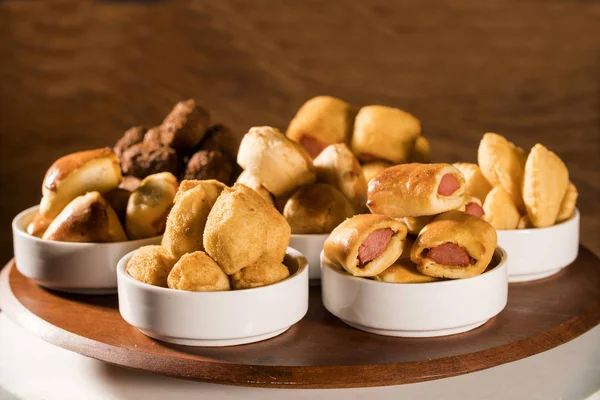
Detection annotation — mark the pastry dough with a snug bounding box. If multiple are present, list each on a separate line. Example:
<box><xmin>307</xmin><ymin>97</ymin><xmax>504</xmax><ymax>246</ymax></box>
<box><xmin>125</xmin><ymin>172</ymin><xmax>178</xmax><ymax>240</ymax></box>
<box><xmin>373</xmin><ymin>260</ymin><xmax>439</xmax><ymax>283</ymax></box>
<box><xmin>204</xmin><ymin>183</ymin><xmax>291</xmax><ymax>275</ymax></box>
<box><xmin>103</xmin><ymin>188</ymin><xmax>131</xmax><ymax>224</ymax></box>
<box><xmin>517</xmin><ymin>215</ymin><xmax>532</xmax><ymax>229</ymax></box>
<box><xmin>403</xmin><ymin>216</ymin><xmax>434</xmax><ymax>236</ymax></box>
<box><xmin>236</xmin><ymin>171</ymin><xmax>274</xmax><ymax>206</ymax></box>
<box><xmin>398</xmin><ymin>235</ymin><xmax>415</xmax><ymax>260</ymax></box>
<box><xmin>477</xmin><ymin>133</ymin><xmax>525</xmax><ymax>211</ymax></box>
<box><xmin>237</xmin><ymin>126</ymin><xmax>316</xmax><ymax>196</ymax></box>
<box><xmin>482</xmin><ymin>186</ymin><xmax>520</xmax><ymax>230</ymax></box>
<box><xmin>283</xmin><ymin>184</ymin><xmax>354</xmax><ymax>234</ymax></box>
<box><xmin>286</xmin><ymin>96</ymin><xmax>356</xmax><ymax>158</ymax></box>
<box><xmin>167</xmin><ymin>251</ymin><xmax>230</xmax><ymax>291</ymax></box>
<box><xmin>313</xmin><ymin>143</ymin><xmax>367</xmax><ymax>212</ymax></box>
<box><xmin>452</xmin><ymin>162</ymin><xmax>492</xmax><ymax>203</ymax></box>
<box><xmin>323</xmin><ymin>214</ymin><xmax>408</xmax><ymax>277</ymax></box>
<box><xmin>411</xmin><ymin>210</ymin><xmax>497</xmax><ymax>279</ymax></box>
<box><xmin>351</xmin><ymin>105</ymin><xmax>421</xmax><ymax>163</ymax></box>
<box><xmin>174</xmin><ymin>179</ymin><xmax>225</xmax><ymax>204</ymax></box>
<box><xmin>410</xmin><ymin>136</ymin><xmax>431</xmax><ymax>163</ymax></box>
<box><xmin>361</xmin><ymin>161</ymin><xmax>392</xmax><ymax>183</ymax></box>
<box><xmin>556</xmin><ymin>181</ymin><xmax>578</xmax><ymax>223</ymax></box>
<box><xmin>230</xmin><ymin>259</ymin><xmax>290</xmax><ymax>289</ymax></box>
<box><xmin>367</xmin><ymin>163</ymin><xmax>466</xmax><ymax>217</ymax></box>
<box><xmin>523</xmin><ymin>144</ymin><xmax>569</xmax><ymax>228</ymax></box>
<box><xmin>126</xmin><ymin>245</ymin><xmax>178</xmax><ymax>287</ymax></box>
<box><xmin>43</xmin><ymin>192</ymin><xmax>127</xmax><ymax>243</ymax></box>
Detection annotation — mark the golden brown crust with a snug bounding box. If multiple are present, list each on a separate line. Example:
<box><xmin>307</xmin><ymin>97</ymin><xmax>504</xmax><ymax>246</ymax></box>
<box><xmin>403</xmin><ymin>215</ymin><xmax>434</xmax><ymax>235</ymax></box>
<box><xmin>373</xmin><ymin>260</ymin><xmax>439</xmax><ymax>283</ymax></box>
<box><xmin>556</xmin><ymin>181</ymin><xmax>578</xmax><ymax>223</ymax></box>
<box><xmin>452</xmin><ymin>162</ymin><xmax>493</xmax><ymax>203</ymax></box>
<box><xmin>43</xmin><ymin>148</ymin><xmax>117</xmax><ymax>192</ymax></box>
<box><xmin>126</xmin><ymin>245</ymin><xmax>178</xmax><ymax>287</ymax></box>
<box><xmin>236</xmin><ymin>171</ymin><xmax>274</xmax><ymax>206</ymax></box>
<box><xmin>167</xmin><ymin>251</ymin><xmax>230</xmax><ymax>291</ymax></box>
<box><xmin>516</xmin><ymin>214</ymin><xmax>532</xmax><ymax>229</ymax></box>
<box><xmin>361</xmin><ymin>161</ymin><xmax>392</xmax><ymax>183</ymax></box>
<box><xmin>482</xmin><ymin>185</ymin><xmax>520</xmax><ymax>230</ymax></box>
<box><xmin>26</xmin><ymin>213</ymin><xmax>53</xmax><ymax>237</ymax></box>
<box><xmin>174</xmin><ymin>179</ymin><xmax>225</xmax><ymax>204</ymax></box>
<box><xmin>410</xmin><ymin>136</ymin><xmax>431</xmax><ymax>163</ymax></box>
<box><xmin>230</xmin><ymin>259</ymin><xmax>290</xmax><ymax>289</ymax></box>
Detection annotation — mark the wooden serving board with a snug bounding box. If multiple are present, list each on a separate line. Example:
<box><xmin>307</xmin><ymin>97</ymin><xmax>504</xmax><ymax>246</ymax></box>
<box><xmin>1</xmin><ymin>248</ymin><xmax>599</xmax><ymax>389</ymax></box>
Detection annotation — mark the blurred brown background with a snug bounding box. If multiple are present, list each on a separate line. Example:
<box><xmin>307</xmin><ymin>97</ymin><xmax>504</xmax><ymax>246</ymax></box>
<box><xmin>0</xmin><ymin>0</ymin><xmax>599</xmax><ymax>264</ymax></box>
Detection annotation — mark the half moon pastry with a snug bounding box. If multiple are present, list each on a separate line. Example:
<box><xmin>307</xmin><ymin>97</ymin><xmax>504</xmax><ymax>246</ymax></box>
<box><xmin>522</xmin><ymin>144</ymin><xmax>569</xmax><ymax>228</ymax></box>
<box><xmin>411</xmin><ymin>210</ymin><xmax>497</xmax><ymax>279</ymax></box>
<box><xmin>367</xmin><ymin>163</ymin><xmax>466</xmax><ymax>217</ymax></box>
<box><xmin>125</xmin><ymin>172</ymin><xmax>178</xmax><ymax>240</ymax></box>
<box><xmin>204</xmin><ymin>183</ymin><xmax>291</xmax><ymax>275</ymax></box>
<box><xmin>452</xmin><ymin>162</ymin><xmax>492</xmax><ymax>203</ymax></box>
<box><xmin>373</xmin><ymin>260</ymin><xmax>439</xmax><ymax>283</ymax></box>
<box><xmin>42</xmin><ymin>191</ymin><xmax>127</xmax><ymax>242</ymax></box>
<box><xmin>482</xmin><ymin>185</ymin><xmax>520</xmax><ymax>230</ymax></box>
<box><xmin>286</xmin><ymin>96</ymin><xmax>356</xmax><ymax>158</ymax></box>
<box><xmin>409</xmin><ymin>136</ymin><xmax>431</xmax><ymax>163</ymax></box>
<box><xmin>351</xmin><ymin>105</ymin><xmax>421</xmax><ymax>163</ymax></box>
<box><xmin>477</xmin><ymin>133</ymin><xmax>526</xmax><ymax>211</ymax></box>
<box><xmin>323</xmin><ymin>214</ymin><xmax>408</xmax><ymax>277</ymax></box>
<box><xmin>236</xmin><ymin>170</ymin><xmax>275</xmax><ymax>206</ymax></box>
<box><xmin>283</xmin><ymin>184</ymin><xmax>354</xmax><ymax>234</ymax></box>
<box><xmin>556</xmin><ymin>181</ymin><xmax>578</xmax><ymax>223</ymax></box>
<box><xmin>230</xmin><ymin>258</ymin><xmax>290</xmax><ymax>289</ymax></box>
<box><xmin>126</xmin><ymin>245</ymin><xmax>178</xmax><ymax>287</ymax></box>
<box><xmin>237</xmin><ymin>126</ymin><xmax>316</xmax><ymax>196</ymax></box>
<box><xmin>361</xmin><ymin>161</ymin><xmax>392</xmax><ymax>183</ymax></box>
<box><xmin>167</xmin><ymin>251</ymin><xmax>230</xmax><ymax>292</ymax></box>
<box><xmin>313</xmin><ymin>143</ymin><xmax>367</xmax><ymax>212</ymax></box>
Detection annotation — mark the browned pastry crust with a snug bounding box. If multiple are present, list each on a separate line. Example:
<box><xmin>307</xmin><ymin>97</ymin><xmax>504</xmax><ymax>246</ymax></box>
<box><xmin>452</xmin><ymin>162</ymin><xmax>493</xmax><ymax>203</ymax></box>
<box><xmin>403</xmin><ymin>215</ymin><xmax>434</xmax><ymax>235</ymax></box>
<box><xmin>516</xmin><ymin>214</ymin><xmax>532</xmax><ymax>229</ymax></box>
<box><xmin>120</xmin><ymin>142</ymin><xmax>182</xmax><ymax>179</ymax></box>
<box><xmin>373</xmin><ymin>260</ymin><xmax>439</xmax><ymax>283</ymax></box>
<box><xmin>556</xmin><ymin>181</ymin><xmax>578</xmax><ymax>223</ymax></box>
<box><xmin>114</xmin><ymin>126</ymin><xmax>147</xmax><ymax>158</ymax></box>
<box><xmin>483</xmin><ymin>185</ymin><xmax>520</xmax><ymax>230</ymax></box>
<box><xmin>167</xmin><ymin>251</ymin><xmax>230</xmax><ymax>291</ymax></box>
<box><xmin>126</xmin><ymin>245</ymin><xmax>178</xmax><ymax>287</ymax></box>
<box><xmin>103</xmin><ymin>188</ymin><xmax>131</xmax><ymax>224</ymax></box>
<box><xmin>236</xmin><ymin>171</ymin><xmax>275</xmax><ymax>206</ymax></box>
<box><xmin>361</xmin><ymin>161</ymin><xmax>392</xmax><ymax>183</ymax></box>
<box><xmin>182</xmin><ymin>149</ymin><xmax>233</xmax><ymax>184</ymax></box>
<box><xmin>173</xmin><ymin>179</ymin><xmax>225</xmax><ymax>203</ymax></box>
<box><xmin>230</xmin><ymin>259</ymin><xmax>290</xmax><ymax>289</ymax></box>
<box><xmin>161</xmin><ymin>99</ymin><xmax>210</xmax><ymax>154</ymax></box>
<box><xmin>409</xmin><ymin>136</ymin><xmax>431</xmax><ymax>163</ymax></box>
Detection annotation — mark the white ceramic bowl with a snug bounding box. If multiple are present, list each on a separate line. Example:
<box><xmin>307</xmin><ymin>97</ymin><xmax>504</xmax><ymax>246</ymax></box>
<box><xmin>117</xmin><ymin>247</ymin><xmax>309</xmax><ymax>347</ymax></box>
<box><xmin>12</xmin><ymin>205</ymin><xmax>162</xmax><ymax>294</ymax></box>
<box><xmin>289</xmin><ymin>233</ymin><xmax>329</xmax><ymax>281</ymax></box>
<box><xmin>321</xmin><ymin>248</ymin><xmax>507</xmax><ymax>337</ymax></box>
<box><xmin>498</xmin><ymin>209</ymin><xmax>579</xmax><ymax>283</ymax></box>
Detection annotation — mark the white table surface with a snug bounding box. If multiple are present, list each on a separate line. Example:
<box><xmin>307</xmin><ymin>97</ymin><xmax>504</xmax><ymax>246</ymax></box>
<box><xmin>0</xmin><ymin>313</ymin><xmax>598</xmax><ymax>400</ymax></box>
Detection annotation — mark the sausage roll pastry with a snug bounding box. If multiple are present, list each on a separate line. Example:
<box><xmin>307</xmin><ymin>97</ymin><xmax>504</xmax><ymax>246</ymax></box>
<box><xmin>236</xmin><ymin>170</ymin><xmax>275</xmax><ymax>206</ymax></box>
<box><xmin>361</xmin><ymin>161</ymin><xmax>392</xmax><ymax>183</ymax></box>
<box><xmin>230</xmin><ymin>259</ymin><xmax>290</xmax><ymax>289</ymax></box>
<box><xmin>411</xmin><ymin>210</ymin><xmax>497</xmax><ymax>279</ymax></box>
<box><xmin>313</xmin><ymin>143</ymin><xmax>367</xmax><ymax>212</ymax></box>
<box><xmin>477</xmin><ymin>133</ymin><xmax>526</xmax><ymax>211</ymax></box>
<box><xmin>373</xmin><ymin>260</ymin><xmax>439</xmax><ymax>283</ymax></box>
<box><xmin>398</xmin><ymin>235</ymin><xmax>415</xmax><ymax>260</ymax></box>
<box><xmin>556</xmin><ymin>181</ymin><xmax>578</xmax><ymax>223</ymax></box>
<box><xmin>523</xmin><ymin>144</ymin><xmax>569</xmax><ymax>228</ymax></box>
<box><xmin>283</xmin><ymin>184</ymin><xmax>354</xmax><ymax>234</ymax></box>
<box><xmin>126</xmin><ymin>245</ymin><xmax>178</xmax><ymax>287</ymax></box>
<box><xmin>482</xmin><ymin>185</ymin><xmax>520</xmax><ymax>230</ymax></box>
<box><xmin>167</xmin><ymin>251</ymin><xmax>230</xmax><ymax>291</ymax></box>
<box><xmin>403</xmin><ymin>215</ymin><xmax>434</xmax><ymax>236</ymax></box>
<box><xmin>351</xmin><ymin>105</ymin><xmax>421</xmax><ymax>164</ymax></box>
<box><xmin>462</xmin><ymin>196</ymin><xmax>485</xmax><ymax>218</ymax></box>
<box><xmin>204</xmin><ymin>184</ymin><xmax>291</xmax><ymax>275</ymax></box>
<box><xmin>367</xmin><ymin>163</ymin><xmax>466</xmax><ymax>217</ymax></box>
<box><xmin>237</xmin><ymin>126</ymin><xmax>316</xmax><ymax>196</ymax></box>
<box><xmin>286</xmin><ymin>96</ymin><xmax>356</xmax><ymax>158</ymax></box>
<box><xmin>452</xmin><ymin>162</ymin><xmax>493</xmax><ymax>203</ymax></box>
<box><xmin>323</xmin><ymin>214</ymin><xmax>408</xmax><ymax>277</ymax></box>
<box><xmin>409</xmin><ymin>136</ymin><xmax>431</xmax><ymax>163</ymax></box>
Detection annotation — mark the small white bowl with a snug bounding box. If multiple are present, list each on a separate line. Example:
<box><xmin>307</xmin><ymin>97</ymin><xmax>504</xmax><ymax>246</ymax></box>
<box><xmin>498</xmin><ymin>210</ymin><xmax>580</xmax><ymax>283</ymax></box>
<box><xmin>289</xmin><ymin>233</ymin><xmax>329</xmax><ymax>281</ymax></box>
<box><xmin>321</xmin><ymin>248</ymin><xmax>507</xmax><ymax>338</ymax></box>
<box><xmin>117</xmin><ymin>247</ymin><xmax>309</xmax><ymax>347</ymax></box>
<box><xmin>12</xmin><ymin>205</ymin><xmax>161</xmax><ymax>294</ymax></box>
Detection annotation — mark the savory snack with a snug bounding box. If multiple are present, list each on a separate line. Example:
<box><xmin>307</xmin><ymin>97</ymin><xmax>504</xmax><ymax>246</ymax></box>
<box><xmin>403</xmin><ymin>215</ymin><xmax>434</xmax><ymax>236</ymax></box>
<box><xmin>167</xmin><ymin>251</ymin><xmax>230</xmax><ymax>291</ymax></box>
<box><xmin>103</xmin><ymin>187</ymin><xmax>131</xmax><ymax>224</ymax></box>
<box><xmin>160</xmin><ymin>99</ymin><xmax>210</xmax><ymax>154</ymax></box>
<box><xmin>411</xmin><ymin>210</ymin><xmax>497</xmax><ymax>279</ymax></box>
<box><xmin>174</xmin><ymin>179</ymin><xmax>225</xmax><ymax>203</ymax></box>
<box><xmin>283</xmin><ymin>184</ymin><xmax>354</xmax><ymax>234</ymax></box>
<box><xmin>230</xmin><ymin>258</ymin><xmax>290</xmax><ymax>289</ymax></box>
<box><xmin>114</xmin><ymin>126</ymin><xmax>147</xmax><ymax>158</ymax></box>
<box><xmin>313</xmin><ymin>144</ymin><xmax>367</xmax><ymax>212</ymax></box>
<box><xmin>462</xmin><ymin>196</ymin><xmax>485</xmax><ymax>218</ymax></box>
<box><xmin>522</xmin><ymin>144</ymin><xmax>569</xmax><ymax>228</ymax></box>
<box><xmin>199</xmin><ymin>124</ymin><xmax>240</xmax><ymax>161</ymax></box>
<box><xmin>119</xmin><ymin>175</ymin><xmax>141</xmax><ymax>192</ymax></box>
<box><xmin>126</xmin><ymin>245</ymin><xmax>178</xmax><ymax>287</ymax></box>
<box><xmin>351</xmin><ymin>105</ymin><xmax>421</xmax><ymax>164</ymax></box>
<box><xmin>182</xmin><ymin>149</ymin><xmax>232</xmax><ymax>183</ymax></box>
<box><xmin>120</xmin><ymin>141</ymin><xmax>182</xmax><ymax>179</ymax></box>
<box><xmin>556</xmin><ymin>182</ymin><xmax>578</xmax><ymax>223</ymax></box>
<box><xmin>373</xmin><ymin>260</ymin><xmax>439</xmax><ymax>283</ymax></box>
<box><xmin>367</xmin><ymin>163</ymin><xmax>465</xmax><ymax>217</ymax></box>
<box><xmin>237</xmin><ymin>126</ymin><xmax>316</xmax><ymax>196</ymax></box>
<box><xmin>452</xmin><ymin>162</ymin><xmax>492</xmax><ymax>203</ymax></box>
<box><xmin>286</xmin><ymin>96</ymin><xmax>356</xmax><ymax>158</ymax></box>
<box><xmin>236</xmin><ymin>171</ymin><xmax>274</xmax><ymax>206</ymax></box>
<box><xmin>482</xmin><ymin>186</ymin><xmax>520</xmax><ymax>230</ymax></box>
<box><xmin>517</xmin><ymin>214</ymin><xmax>532</xmax><ymax>229</ymax></box>
<box><xmin>361</xmin><ymin>161</ymin><xmax>392</xmax><ymax>183</ymax></box>
<box><xmin>410</xmin><ymin>136</ymin><xmax>431</xmax><ymax>163</ymax></box>
<box><xmin>323</xmin><ymin>214</ymin><xmax>408</xmax><ymax>277</ymax></box>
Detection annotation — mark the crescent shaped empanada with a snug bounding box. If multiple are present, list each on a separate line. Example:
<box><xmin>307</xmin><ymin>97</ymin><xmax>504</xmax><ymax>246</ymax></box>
<box><xmin>361</xmin><ymin>161</ymin><xmax>392</xmax><ymax>183</ymax></box>
<box><xmin>126</xmin><ymin>245</ymin><xmax>178</xmax><ymax>287</ymax></box>
<box><xmin>482</xmin><ymin>185</ymin><xmax>520</xmax><ymax>230</ymax></box>
<box><xmin>167</xmin><ymin>251</ymin><xmax>230</xmax><ymax>291</ymax></box>
<box><xmin>230</xmin><ymin>259</ymin><xmax>290</xmax><ymax>289</ymax></box>
<box><xmin>373</xmin><ymin>260</ymin><xmax>439</xmax><ymax>283</ymax></box>
<box><xmin>452</xmin><ymin>162</ymin><xmax>493</xmax><ymax>203</ymax></box>
<box><xmin>556</xmin><ymin>181</ymin><xmax>578</xmax><ymax>223</ymax></box>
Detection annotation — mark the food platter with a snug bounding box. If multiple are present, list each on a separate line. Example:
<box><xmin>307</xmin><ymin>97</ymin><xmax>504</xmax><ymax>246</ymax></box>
<box><xmin>1</xmin><ymin>247</ymin><xmax>599</xmax><ymax>389</ymax></box>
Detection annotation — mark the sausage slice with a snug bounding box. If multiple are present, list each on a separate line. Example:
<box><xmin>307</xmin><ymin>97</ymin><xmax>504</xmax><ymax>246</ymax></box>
<box><xmin>424</xmin><ymin>243</ymin><xmax>471</xmax><ymax>266</ymax></box>
<box><xmin>358</xmin><ymin>228</ymin><xmax>393</xmax><ymax>266</ymax></box>
<box><xmin>438</xmin><ymin>174</ymin><xmax>460</xmax><ymax>196</ymax></box>
<box><xmin>465</xmin><ymin>202</ymin><xmax>485</xmax><ymax>217</ymax></box>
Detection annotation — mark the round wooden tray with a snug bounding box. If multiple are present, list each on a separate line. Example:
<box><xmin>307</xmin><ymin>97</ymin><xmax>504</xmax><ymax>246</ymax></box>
<box><xmin>1</xmin><ymin>248</ymin><xmax>599</xmax><ymax>389</ymax></box>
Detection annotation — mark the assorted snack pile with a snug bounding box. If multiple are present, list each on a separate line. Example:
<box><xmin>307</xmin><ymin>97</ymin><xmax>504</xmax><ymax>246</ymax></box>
<box><xmin>323</xmin><ymin>163</ymin><xmax>498</xmax><ymax>283</ymax></box>
<box><xmin>126</xmin><ymin>182</ymin><xmax>292</xmax><ymax>291</ymax></box>
<box><xmin>27</xmin><ymin>148</ymin><xmax>178</xmax><ymax>242</ymax></box>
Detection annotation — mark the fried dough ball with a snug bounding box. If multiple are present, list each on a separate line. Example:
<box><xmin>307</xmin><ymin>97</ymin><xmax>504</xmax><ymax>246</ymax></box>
<box><xmin>230</xmin><ymin>259</ymin><xmax>290</xmax><ymax>289</ymax></box>
<box><xmin>167</xmin><ymin>251</ymin><xmax>230</xmax><ymax>291</ymax></box>
<box><xmin>126</xmin><ymin>245</ymin><xmax>178</xmax><ymax>287</ymax></box>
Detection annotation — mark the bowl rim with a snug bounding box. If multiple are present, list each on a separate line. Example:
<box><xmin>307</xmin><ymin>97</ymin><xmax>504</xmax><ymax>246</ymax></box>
<box><xmin>13</xmin><ymin>205</ymin><xmax>162</xmax><ymax>247</ymax></box>
<box><xmin>117</xmin><ymin>246</ymin><xmax>308</xmax><ymax>296</ymax></box>
<box><xmin>321</xmin><ymin>246</ymin><xmax>507</xmax><ymax>288</ymax></box>
<box><xmin>290</xmin><ymin>233</ymin><xmax>330</xmax><ymax>239</ymax></box>
<box><xmin>497</xmin><ymin>208</ymin><xmax>579</xmax><ymax>234</ymax></box>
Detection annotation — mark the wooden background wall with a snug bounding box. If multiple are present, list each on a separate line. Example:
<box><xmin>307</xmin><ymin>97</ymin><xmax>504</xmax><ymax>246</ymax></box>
<box><xmin>0</xmin><ymin>0</ymin><xmax>599</xmax><ymax>263</ymax></box>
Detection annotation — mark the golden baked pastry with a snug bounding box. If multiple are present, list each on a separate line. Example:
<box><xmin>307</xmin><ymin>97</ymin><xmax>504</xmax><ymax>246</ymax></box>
<box><xmin>477</xmin><ymin>133</ymin><xmax>525</xmax><ymax>211</ymax></box>
<box><xmin>403</xmin><ymin>215</ymin><xmax>434</xmax><ymax>236</ymax></box>
<box><xmin>373</xmin><ymin>260</ymin><xmax>439</xmax><ymax>283</ymax></box>
<box><xmin>42</xmin><ymin>192</ymin><xmax>127</xmax><ymax>242</ymax></box>
<box><xmin>119</xmin><ymin>176</ymin><xmax>141</xmax><ymax>192</ymax></box>
<box><xmin>367</xmin><ymin>163</ymin><xmax>466</xmax><ymax>217</ymax></box>
<box><xmin>286</xmin><ymin>96</ymin><xmax>356</xmax><ymax>158</ymax></box>
<box><xmin>174</xmin><ymin>179</ymin><xmax>225</xmax><ymax>204</ymax></box>
<box><xmin>556</xmin><ymin>181</ymin><xmax>578</xmax><ymax>223</ymax></box>
<box><xmin>230</xmin><ymin>258</ymin><xmax>290</xmax><ymax>289</ymax></box>
<box><xmin>103</xmin><ymin>188</ymin><xmax>131</xmax><ymax>224</ymax></box>
<box><xmin>313</xmin><ymin>143</ymin><xmax>367</xmax><ymax>212</ymax></box>
<box><xmin>452</xmin><ymin>162</ymin><xmax>493</xmax><ymax>203</ymax></box>
<box><xmin>126</xmin><ymin>245</ymin><xmax>178</xmax><ymax>287</ymax></box>
<box><xmin>324</xmin><ymin>214</ymin><xmax>408</xmax><ymax>277</ymax></box>
<box><xmin>361</xmin><ymin>161</ymin><xmax>392</xmax><ymax>183</ymax></box>
<box><xmin>283</xmin><ymin>184</ymin><xmax>354</xmax><ymax>234</ymax></box>
<box><xmin>204</xmin><ymin>183</ymin><xmax>291</xmax><ymax>275</ymax></box>
<box><xmin>125</xmin><ymin>172</ymin><xmax>178</xmax><ymax>240</ymax></box>
<box><xmin>351</xmin><ymin>105</ymin><xmax>421</xmax><ymax>163</ymax></box>
<box><xmin>410</xmin><ymin>136</ymin><xmax>431</xmax><ymax>163</ymax></box>
<box><xmin>237</xmin><ymin>126</ymin><xmax>316</xmax><ymax>196</ymax></box>
<box><xmin>167</xmin><ymin>251</ymin><xmax>230</xmax><ymax>291</ymax></box>
<box><xmin>482</xmin><ymin>185</ymin><xmax>520</xmax><ymax>230</ymax></box>
<box><xmin>398</xmin><ymin>235</ymin><xmax>415</xmax><ymax>260</ymax></box>
<box><xmin>236</xmin><ymin>170</ymin><xmax>274</xmax><ymax>206</ymax></box>
<box><xmin>411</xmin><ymin>210</ymin><xmax>497</xmax><ymax>279</ymax></box>
<box><xmin>523</xmin><ymin>144</ymin><xmax>569</xmax><ymax>228</ymax></box>
<box><xmin>517</xmin><ymin>214</ymin><xmax>532</xmax><ymax>229</ymax></box>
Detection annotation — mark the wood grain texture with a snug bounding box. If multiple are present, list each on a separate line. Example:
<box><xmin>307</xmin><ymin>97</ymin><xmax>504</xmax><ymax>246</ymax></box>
<box><xmin>0</xmin><ymin>0</ymin><xmax>599</xmax><ymax>262</ymax></box>
<box><xmin>0</xmin><ymin>249</ymin><xmax>599</xmax><ymax>388</ymax></box>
